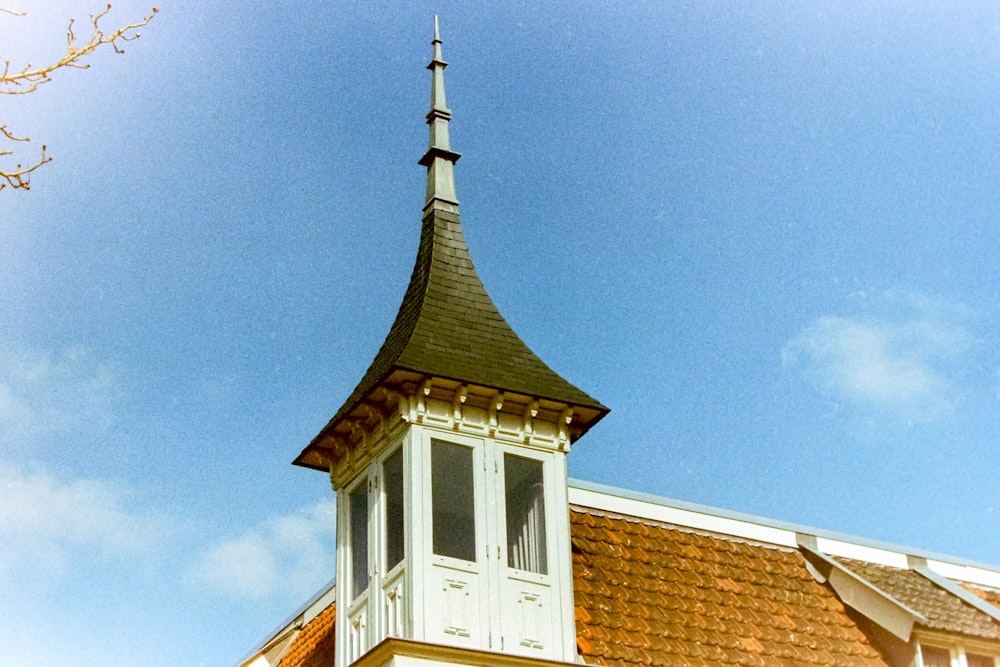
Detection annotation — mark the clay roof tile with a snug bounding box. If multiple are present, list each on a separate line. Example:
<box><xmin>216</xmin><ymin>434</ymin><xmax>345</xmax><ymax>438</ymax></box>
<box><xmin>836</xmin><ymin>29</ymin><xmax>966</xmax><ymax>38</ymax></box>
<box><xmin>571</xmin><ymin>508</ymin><xmax>890</xmax><ymax>667</ymax></box>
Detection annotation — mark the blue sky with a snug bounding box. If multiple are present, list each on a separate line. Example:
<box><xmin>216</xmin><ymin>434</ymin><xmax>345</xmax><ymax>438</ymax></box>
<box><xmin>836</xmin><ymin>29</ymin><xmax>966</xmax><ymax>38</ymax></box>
<box><xmin>3</xmin><ymin>1</ymin><xmax>1000</xmax><ymax>664</ymax></box>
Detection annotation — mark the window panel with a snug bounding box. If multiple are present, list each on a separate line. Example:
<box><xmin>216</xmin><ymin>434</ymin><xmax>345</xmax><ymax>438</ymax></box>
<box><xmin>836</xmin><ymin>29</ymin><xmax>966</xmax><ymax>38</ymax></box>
<box><xmin>431</xmin><ymin>440</ymin><xmax>476</xmax><ymax>561</ymax></box>
<box><xmin>384</xmin><ymin>448</ymin><xmax>405</xmax><ymax>571</ymax></box>
<box><xmin>921</xmin><ymin>645</ymin><xmax>951</xmax><ymax>667</ymax></box>
<box><xmin>504</xmin><ymin>453</ymin><xmax>547</xmax><ymax>574</ymax></box>
<box><xmin>350</xmin><ymin>483</ymin><xmax>369</xmax><ymax>599</ymax></box>
<box><xmin>967</xmin><ymin>654</ymin><xmax>995</xmax><ymax>667</ymax></box>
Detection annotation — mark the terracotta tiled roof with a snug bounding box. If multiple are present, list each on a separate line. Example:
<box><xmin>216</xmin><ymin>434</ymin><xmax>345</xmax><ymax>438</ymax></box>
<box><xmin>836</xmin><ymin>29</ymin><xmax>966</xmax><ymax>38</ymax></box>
<box><xmin>966</xmin><ymin>585</ymin><xmax>1000</xmax><ymax>611</ymax></box>
<box><xmin>839</xmin><ymin>560</ymin><xmax>1000</xmax><ymax>641</ymax></box>
<box><xmin>261</xmin><ymin>503</ymin><xmax>1000</xmax><ymax>667</ymax></box>
<box><xmin>570</xmin><ymin>508</ymin><xmax>889</xmax><ymax>666</ymax></box>
<box><xmin>279</xmin><ymin>603</ymin><xmax>336</xmax><ymax>667</ymax></box>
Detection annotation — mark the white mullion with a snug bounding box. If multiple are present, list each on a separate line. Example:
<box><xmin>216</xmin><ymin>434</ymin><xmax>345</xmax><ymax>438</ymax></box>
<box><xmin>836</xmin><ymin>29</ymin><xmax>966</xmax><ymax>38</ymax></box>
<box><xmin>368</xmin><ymin>465</ymin><xmax>381</xmax><ymax>646</ymax></box>
<box><xmin>480</xmin><ymin>438</ymin><xmax>501</xmax><ymax>647</ymax></box>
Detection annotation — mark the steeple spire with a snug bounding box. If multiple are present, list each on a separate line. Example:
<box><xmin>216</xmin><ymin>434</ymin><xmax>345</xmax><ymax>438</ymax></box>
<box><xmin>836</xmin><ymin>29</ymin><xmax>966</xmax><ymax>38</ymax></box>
<box><xmin>294</xmin><ymin>18</ymin><xmax>607</xmax><ymax>473</ymax></box>
<box><xmin>418</xmin><ymin>16</ymin><xmax>461</xmax><ymax>208</ymax></box>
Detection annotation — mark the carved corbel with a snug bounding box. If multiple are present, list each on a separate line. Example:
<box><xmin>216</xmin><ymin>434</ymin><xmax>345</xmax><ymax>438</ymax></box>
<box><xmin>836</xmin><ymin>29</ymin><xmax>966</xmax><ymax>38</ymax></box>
<box><xmin>489</xmin><ymin>391</ymin><xmax>505</xmax><ymax>428</ymax></box>
<box><xmin>349</xmin><ymin>419</ymin><xmax>365</xmax><ymax>444</ymax></box>
<box><xmin>378</xmin><ymin>392</ymin><xmax>401</xmax><ymax>422</ymax></box>
<box><xmin>347</xmin><ymin>420</ymin><xmax>370</xmax><ymax>467</ymax></box>
<box><xmin>417</xmin><ymin>378</ymin><xmax>432</xmax><ymax>415</ymax></box>
<box><xmin>390</xmin><ymin>391</ymin><xmax>411</xmax><ymax>423</ymax></box>
<box><xmin>452</xmin><ymin>384</ymin><xmax>468</xmax><ymax>420</ymax></box>
<box><xmin>558</xmin><ymin>407</ymin><xmax>574</xmax><ymax>448</ymax></box>
<box><xmin>406</xmin><ymin>392</ymin><xmax>417</xmax><ymax>422</ymax></box>
<box><xmin>332</xmin><ymin>438</ymin><xmax>349</xmax><ymax>462</ymax></box>
<box><xmin>523</xmin><ymin>399</ymin><xmax>539</xmax><ymax>436</ymax></box>
<box><xmin>357</xmin><ymin>404</ymin><xmax>378</xmax><ymax>431</ymax></box>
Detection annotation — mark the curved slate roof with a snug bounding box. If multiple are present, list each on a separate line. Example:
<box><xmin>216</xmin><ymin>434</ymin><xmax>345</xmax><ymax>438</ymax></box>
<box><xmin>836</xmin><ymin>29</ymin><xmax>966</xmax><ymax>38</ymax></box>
<box><xmin>293</xmin><ymin>199</ymin><xmax>608</xmax><ymax>471</ymax></box>
<box><xmin>344</xmin><ymin>202</ymin><xmax>605</xmax><ymax>414</ymax></box>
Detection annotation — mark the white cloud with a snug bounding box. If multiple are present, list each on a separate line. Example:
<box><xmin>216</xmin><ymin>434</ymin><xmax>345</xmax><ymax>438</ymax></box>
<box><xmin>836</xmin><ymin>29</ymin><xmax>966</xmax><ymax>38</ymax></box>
<box><xmin>190</xmin><ymin>500</ymin><xmax>336</xmax><ymax>600</ymax></box>
<box><xmin>0</xmin><ymin>343</ymin><xmax>117</xmax><ymax>446</ymax></box>
<box><xmin>0</xmin><ymin>463</ymin><xmax>160</xmax><ymax>575</ymax></box>
<box><xmin>783</xmin><ymin>291</ymin><xmax>974</xmax><ymax>423</ymax></box>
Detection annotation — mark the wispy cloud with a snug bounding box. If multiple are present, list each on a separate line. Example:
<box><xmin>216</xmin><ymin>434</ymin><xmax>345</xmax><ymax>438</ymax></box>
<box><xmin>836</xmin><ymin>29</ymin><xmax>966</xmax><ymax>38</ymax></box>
<box><xmin>189</xmin><ymin>500</ymin><xmax>336</xmax><ymax>600</ymax></box>
<box><xmin>783</xmin><ymin>290</ymin><xmax>975</xmax><ymax>423</ymax></box>
<box><xmin>0</xmin><ymin>343</ymin><xmax>117</xmax><ymax>446</ymax></box>
<box><xmin>0</xmin><ymin>463</ymin><xmax>161</xmax><ymax>576</ymax></box>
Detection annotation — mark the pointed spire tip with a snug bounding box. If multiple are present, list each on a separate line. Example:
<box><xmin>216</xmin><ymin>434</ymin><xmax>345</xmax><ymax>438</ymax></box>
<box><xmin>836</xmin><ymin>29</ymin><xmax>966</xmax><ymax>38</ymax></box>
<box><xmin>422</xmin><ymin>13</ymin><xmax>459</xmax><ymax>207</ymax></box>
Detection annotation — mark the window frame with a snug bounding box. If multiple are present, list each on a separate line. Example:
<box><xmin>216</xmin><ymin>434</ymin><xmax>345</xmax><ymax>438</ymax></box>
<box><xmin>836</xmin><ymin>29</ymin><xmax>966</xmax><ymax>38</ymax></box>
<box><xmin>429</xmin><ymin>437</ymin><xmax>480</xmax><ymax>564</ymax></box>
<box><xmin>918</xmin><ymin>641</ymin><xmax>1000</xmax><ymax>667</ymax></box>
<box><xmin>382</xmin><ymin>445</ymin><xmax>406</xmax><ymax>578</ymax></box>
<box><xmin>346</xmin><ymin>474</ymin><xmax>371</xmax><ymax>603</ymax></box>
<box><xmin>502</xmin><ymin>450</ymin><xmax>549</xmax><ymax>576</ymax></box>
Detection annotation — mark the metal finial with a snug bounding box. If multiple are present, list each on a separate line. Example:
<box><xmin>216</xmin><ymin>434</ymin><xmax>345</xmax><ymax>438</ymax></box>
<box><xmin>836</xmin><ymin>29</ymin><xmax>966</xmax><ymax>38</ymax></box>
<box><xmin>419</xmin><ymin>15</ymin><xmax>461</xmax><ymax>208</ymax></box>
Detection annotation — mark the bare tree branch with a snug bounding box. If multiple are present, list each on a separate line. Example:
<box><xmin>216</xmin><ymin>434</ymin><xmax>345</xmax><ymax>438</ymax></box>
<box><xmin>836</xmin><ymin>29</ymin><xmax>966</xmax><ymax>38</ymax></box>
<box><xmin>0</xmin><ymin>3</ymin><xmax>157</xmax><ymax>191</ymax></box>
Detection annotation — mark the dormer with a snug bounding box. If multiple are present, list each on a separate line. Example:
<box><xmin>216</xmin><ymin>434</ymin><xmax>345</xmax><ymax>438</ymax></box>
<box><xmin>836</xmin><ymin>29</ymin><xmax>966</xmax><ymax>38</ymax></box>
<box><xmin>293</xmin><ymin>19</ymin><xmax>607</xmax><ymax>667</ymax></box>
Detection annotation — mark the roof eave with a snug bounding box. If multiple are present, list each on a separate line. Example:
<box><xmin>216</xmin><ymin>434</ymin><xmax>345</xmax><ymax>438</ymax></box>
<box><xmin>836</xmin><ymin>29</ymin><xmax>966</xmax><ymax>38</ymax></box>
<box><xmin>294</xmin><ymin>366</ymin><xmax>608</xmax><ymax>473</ymax></box>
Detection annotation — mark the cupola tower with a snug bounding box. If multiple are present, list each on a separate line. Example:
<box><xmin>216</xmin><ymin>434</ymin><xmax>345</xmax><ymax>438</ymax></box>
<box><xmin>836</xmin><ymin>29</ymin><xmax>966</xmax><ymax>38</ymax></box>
<box><xmin>295</xmin><ymin>19</ymin><xmax>607</xmax><ymax>667</ymax></box>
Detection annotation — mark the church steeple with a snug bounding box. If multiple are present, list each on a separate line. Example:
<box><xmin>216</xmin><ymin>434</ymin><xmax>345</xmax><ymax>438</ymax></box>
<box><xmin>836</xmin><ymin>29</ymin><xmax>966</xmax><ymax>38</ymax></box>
<box><xmin>299</xmin><ymin>20</ymin><xmax>608</xmax><ymax>667</ymax></box>
<box><xmin>295</xmin><ymin>19</ymin><xmax>606</xmax><ymax>473</ymax></box>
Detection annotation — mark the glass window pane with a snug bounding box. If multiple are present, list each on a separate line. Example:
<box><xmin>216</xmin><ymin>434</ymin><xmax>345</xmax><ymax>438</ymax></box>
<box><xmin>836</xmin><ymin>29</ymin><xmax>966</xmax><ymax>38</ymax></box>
<box><xmin>921</xmin><ymin>646</ymin><xmax>951</xmax><ymax>667</ymax></box>
<box><xmin>431</xmin><ymin>440</ymin><xmax>476</xmax><ymax>561</ymax></box>
<box><xmin>967</xmin><ymin>654</ymin><xmax>995</xmax><ymax>667</ymax></box>
<box><xmin>350</xmin><ymin>483</ymin><xmax>369</xmax><ymax>599</ymax></box>
<box><xmin>384</xmin><ymin>448</ymin><xmax>404</xmax><ymax>571</ymax></box>
<box><xmin>504</xmin><ymin>453</ymin><xmax>547</xmax><ymax>574</ymax></box>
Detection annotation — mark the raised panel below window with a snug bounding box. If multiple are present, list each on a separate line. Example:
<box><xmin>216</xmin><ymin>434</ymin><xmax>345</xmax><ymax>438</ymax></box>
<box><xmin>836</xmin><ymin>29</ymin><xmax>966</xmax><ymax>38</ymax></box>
<box><xmin>512</xmin><ymin>584</ymin><xmax>549</xmax><ymax>650</ymax></box>
<box><xmin>348</xmin><ymin>606</ymin><xmax>367</xmax><ymax>664</ymax></box>
<box><xmin>382</xmin><ymin>569</ymin><xmax>405</xmax><ymax>638</ymax></box>
<box><xmin>426</xmin><ymin>561</ymin><xmax>483</xmax><ymax>647</ymax></box>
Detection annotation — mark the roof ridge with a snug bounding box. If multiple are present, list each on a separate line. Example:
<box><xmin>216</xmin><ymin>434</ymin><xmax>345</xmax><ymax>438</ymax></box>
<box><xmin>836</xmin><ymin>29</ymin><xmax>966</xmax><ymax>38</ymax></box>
<box><xmin>569</xmin><ymin>479</ymin><xmax>1000</xmax><ymax>584</ymax></box>
<box><xmin>570</xmin><ymin>504</ymin><xmax>798</xmax><ymax>553</ymax></box>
